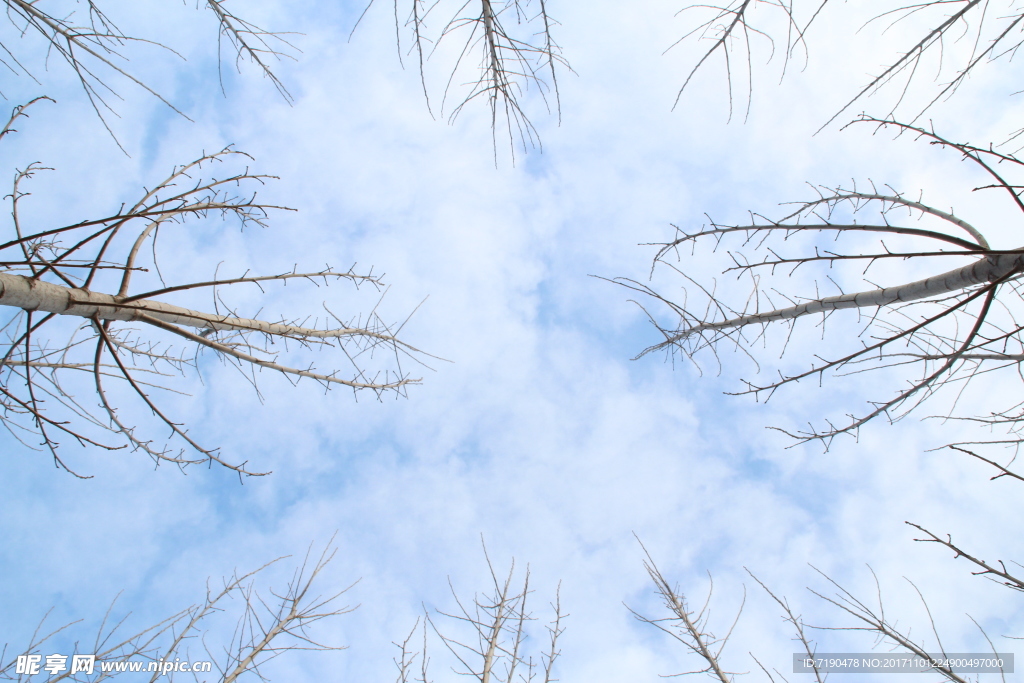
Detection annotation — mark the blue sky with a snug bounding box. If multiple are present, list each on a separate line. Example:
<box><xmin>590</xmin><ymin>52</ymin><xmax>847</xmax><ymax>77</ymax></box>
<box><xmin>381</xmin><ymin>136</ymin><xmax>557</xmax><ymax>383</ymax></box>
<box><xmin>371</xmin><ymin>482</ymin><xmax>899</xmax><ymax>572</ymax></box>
<box><xmin>1</xmin><ymin>1</ymin><xmax>1023</xmax><ymax>680</ymax></box>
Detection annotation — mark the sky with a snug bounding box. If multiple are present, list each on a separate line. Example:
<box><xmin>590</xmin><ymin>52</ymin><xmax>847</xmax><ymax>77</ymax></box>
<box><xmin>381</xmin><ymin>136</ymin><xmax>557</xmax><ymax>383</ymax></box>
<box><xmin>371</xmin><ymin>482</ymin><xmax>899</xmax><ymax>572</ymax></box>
<box><xmin>1</xmin><ymin>1</ymin><xmax>1023</xmax><ymax>681</ymax></box>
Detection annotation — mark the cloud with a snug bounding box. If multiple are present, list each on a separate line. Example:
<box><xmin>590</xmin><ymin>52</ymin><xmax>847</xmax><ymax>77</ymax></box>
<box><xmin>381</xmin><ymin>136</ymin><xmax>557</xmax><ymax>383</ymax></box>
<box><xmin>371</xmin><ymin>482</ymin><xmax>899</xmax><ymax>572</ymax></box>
<box><xmin>1</xmin><ymin>1</ymin><xmax>1022</xmax><ymax>680</ymax></box>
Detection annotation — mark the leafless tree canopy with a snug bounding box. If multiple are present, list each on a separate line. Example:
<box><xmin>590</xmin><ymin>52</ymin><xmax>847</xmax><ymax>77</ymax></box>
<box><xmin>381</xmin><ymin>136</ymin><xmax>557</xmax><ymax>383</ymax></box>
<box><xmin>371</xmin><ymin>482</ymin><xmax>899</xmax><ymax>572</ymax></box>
<box><xmin>617</xmin><ymin>117</ymin><xmax>1024</xmax><ymax>473</ymax></box>
<box><xmin>350</xmin><ymin>2</ymin><xmax>1024</xmax><ymax>143</ymax></box>
<box><xmin>5</xmin><ymin>1</ymin><xmax>1024</xmax><ymax>680</ymax></box>
<box><xmin>631</xmin><ymin>520</ymin><xmax>1022</xmax><ymax>682</ymax></box>
<box><xmin>2</xmin><ymin>543</ymin><xmax>566</xmax><ymax>683</ymax></box>
<box><xmin>628</xmin><ymin>540</ymin><xmax>746</xmax><ymax>682</ymax></box>
<box><xmin>613</xmin><ymin>5</ymin><xmax>1024</xmax><ymax>679</ymax></box>
<box><xmin>1</xmin><ymin>544</ymin><xmax>352</xmax><ymax>683</ymax></box>
<box><xmin>394</xmin><ymin>542</ymin><xmax>565</xmax><ymax>683</ymax></box>
<box><xmin>668</xmin><ymin>1</ymin><xmax>1024</xmax><ymax>128</ymax></box>
<box><xmin>353</xmin><ymin>0</ymin><xmax>571</xmax><ymax>162</ymax></box>
<box><xmin>0</xmin><ymin>0</ymin><xmax>297</xmax><ymax>149</ymax></box>
<box><xmin>12</xmin><ymin>1</ymin><xmax>1021</xmax><ymax>154</ymax></box>
<box><xmin>0</xmin><ymin>99</ymin><xmax>424</xmax><ymax>477</ymax></box>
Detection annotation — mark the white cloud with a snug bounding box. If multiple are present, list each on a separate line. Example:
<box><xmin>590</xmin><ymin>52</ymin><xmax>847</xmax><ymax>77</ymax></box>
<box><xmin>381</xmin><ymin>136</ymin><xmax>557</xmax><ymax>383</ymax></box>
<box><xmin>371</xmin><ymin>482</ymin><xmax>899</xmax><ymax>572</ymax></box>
<box><xmin>1</xmin><ymin>1</ymin><xmax>1022</xmax><ymax>680</ymax></box>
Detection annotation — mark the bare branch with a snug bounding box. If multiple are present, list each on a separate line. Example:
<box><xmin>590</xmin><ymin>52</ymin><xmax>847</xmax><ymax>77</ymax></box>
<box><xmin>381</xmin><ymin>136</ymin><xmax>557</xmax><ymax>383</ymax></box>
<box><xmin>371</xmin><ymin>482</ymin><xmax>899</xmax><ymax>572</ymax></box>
<box><xmin>0</xmin><ymin>116</ymin><xmax>426</xmax><ymax>476</ymax></box>
<box><xmin>907</xmin><ymin>522</ymin><xmax>1024</xmax><ymax>592</ymax></box>
<box><xmin>1</xmin><ymin>0</ymin><xmax>297</xmax><ymax>148</ymax></box>
<box><xmin>671</xmin><ymin>2</ymin><xmax>1024</xmax><ymax>131</ymax></box>
<box><xmin>414</xmin><ymin>539</ymin><xmax>565</xmax><ymax>683</ymax></box>
<box><xmin>355</xmin><ymin>0</ymin><xmax>573</xmax><ymax>163</ymax></box>
<box><xmin>627</xmin><ymin>537</ymin><xmax>742</xmax><ymax>682</ymax></box>
<box><xmin>0</xmin><ymin>543</ymin><xmax>353</xmax><ymax>682</ymax></box>
<box><xmin>622</xmin><ymin>120</ymin><xmax>1024</xmax><ymax>448</ymax></box>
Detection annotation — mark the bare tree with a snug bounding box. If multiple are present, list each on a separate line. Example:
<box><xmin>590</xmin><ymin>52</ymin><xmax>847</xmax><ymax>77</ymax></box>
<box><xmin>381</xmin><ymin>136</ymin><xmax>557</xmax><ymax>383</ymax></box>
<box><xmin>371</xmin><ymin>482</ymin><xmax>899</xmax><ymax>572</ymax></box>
<box><xmin>669</xmin><ymin>1</ymin><xmax>1024</xmax><ymax>130</ymax></box>
<box><xmin>627</xmin><ymin>540</ymin><xmax>746</xmax><ymax>682</ymax></box>
<box><xmin>1</xmin><ymin>0</ymin><xmax>297</xmax><ymax>149</ymax></box>
<box><xmin>0</xmin><ymin>543</ymin><xmax>353</xmax><ymax>682</ymax></box>
<box><xmin>605</xmin><ymin>79</ymin><xmax>1024</xmax><ymax>673</ymax></box>
<box><xmin>393</xmin><ymin>542</ymin><xmax>565</xmax><ymax>683</ymax></box>
<box><xmin>629</xmin><ymin>532</ymin><xmax>1023</xmax><ymax>681</ymax></box>
<box><xmin>0</xmin><ymin>98</ymin><xmax>426</xmax><ymax>477</ymax></box>
<box><xmin>615</xmin><ymin>116</ymin><xmax>1024</xmax><ymax>472</ymax></box>
<box><xmin>1</xmin><ymin>543</ymin><xmax>565</xmax><ymax>683</ymax></box>
<box><xmin>352</xmin><ymin>0</ymin><xmax>571</xmax><ymax>162</ymax></box>
<box><xmin>613</xmin><ymin>4</ymin><xmax>1024</xmax><ymax>679</ymax></box>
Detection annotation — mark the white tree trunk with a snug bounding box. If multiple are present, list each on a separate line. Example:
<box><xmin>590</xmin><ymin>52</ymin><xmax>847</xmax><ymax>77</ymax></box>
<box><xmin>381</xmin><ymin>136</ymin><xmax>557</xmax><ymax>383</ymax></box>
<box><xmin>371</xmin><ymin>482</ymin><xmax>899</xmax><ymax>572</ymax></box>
<box><xmin>675</xmin><ymin>252</ymin><xmax>1024</xmax><ymax>339</ymax></box>
<box><xmin>0</xmin><ymin>272</ymin><xmax>354</xmax><ymax>338</ymax></box>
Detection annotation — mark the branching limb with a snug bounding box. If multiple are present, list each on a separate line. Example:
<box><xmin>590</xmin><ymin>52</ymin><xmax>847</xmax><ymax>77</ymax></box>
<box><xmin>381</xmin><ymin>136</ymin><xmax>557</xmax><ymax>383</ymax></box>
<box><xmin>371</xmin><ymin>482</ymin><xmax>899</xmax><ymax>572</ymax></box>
<box><xmin>0</xmin><ymin>111</ymin><xmax>426</xmax><ymax>476</ymax></box>
<box><xmin>669</xmin><ymin>0</ymin><xmax>814</xmax><ymax>120</ymax></box>
<box><xmin>0</xmin><ymin>543</ymin><xmax>352</xmax><ymax>682</ymax></box>
<box><xmin>1</xmin><ymin>0</ymin><xmax>297</xmax><ymax>148</ymax></box>
<box><xmin>807</xmin><ymin>567</ymin><xmax>979</xmax><ymax>683</ymax></box>
<box><xmin>406</xmin><ymin>539</ymin><xmax>565</xmax><ymax>683</ymax></box>
<box><xmin>745</xmin><ymin>569</ymin><xmax>824</xmax><ymax>683</ymax></box>
<box><xmin>671</xmin><ymin>2</ymin><xmax>1024</xmax><ymax>130</ymax></box>
<box><xmin>356</xmin><ymin>0</ymin><xmax>573</xmax><ymax>163</ymax></box>
<box><xmin>907</xmin><ymin>522</ymin><xmax>1024</xmax><ymax>592</ymax></box>
<box><xmin>622</xmin><ymin>120</ymin><xmax>1024</xmax><ymax>447</ymax></box>
<box><xmin>626</xmin><ymin>538</ymin><xmax>742</xmax><ymax>682</ymax></box>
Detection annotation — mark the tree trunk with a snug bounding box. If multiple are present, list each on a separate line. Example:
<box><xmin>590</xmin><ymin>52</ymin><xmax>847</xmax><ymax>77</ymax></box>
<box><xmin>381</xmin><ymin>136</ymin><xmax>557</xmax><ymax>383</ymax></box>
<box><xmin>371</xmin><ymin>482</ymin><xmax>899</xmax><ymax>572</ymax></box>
<box><xmin>673</xmin><ymin>252</ymin><xmax>1024</xmax><ymax>339</ymax></box>
<box><xmin>0</xmin><ymin>272</ymin><xmax>351</xmax><ymax>338</ymax></box>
